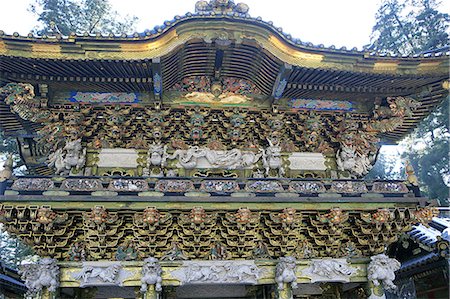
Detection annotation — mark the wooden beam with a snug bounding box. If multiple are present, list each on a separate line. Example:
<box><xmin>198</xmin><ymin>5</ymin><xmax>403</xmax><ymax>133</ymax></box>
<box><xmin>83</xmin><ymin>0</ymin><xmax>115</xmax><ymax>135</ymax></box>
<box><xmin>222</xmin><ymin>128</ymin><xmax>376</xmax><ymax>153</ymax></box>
<box><xmin>152</xmin><ymin>57</ymin><xmax>162</xmax><ymax>100</ymax></box>
<box><xmin>271</xmin><ymin>63</ymin><xmax>292</xmax><ymax>100</ymax></box>
<box><xmin>214</xmin><ymin>49</ymin><xmax>224</xmax><ymax>80</ymax></box>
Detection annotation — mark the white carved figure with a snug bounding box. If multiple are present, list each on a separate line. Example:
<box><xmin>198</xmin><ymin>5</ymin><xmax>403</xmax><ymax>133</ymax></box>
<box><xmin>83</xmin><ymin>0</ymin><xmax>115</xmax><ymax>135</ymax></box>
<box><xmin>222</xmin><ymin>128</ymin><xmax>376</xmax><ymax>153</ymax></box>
<box><xmin>261</xmin><ymin>138</ymin><xmax>285</xmax><ymax>177</ymax></box>
<box><xmin>172</xmin><ymin>261</ymin><xmax>260</xmax><ymax>284</ymax></box>
<box><xmin>147</xmin><ymin>142</ymin><xmax>168</xmax><ymax>168</ymax></box>
<box><xmin>275</xmin><ymin>256</ymin><xmax>298</xmax><ymax>290</ymax></box>
<box><xmin>140</xmin><ymin>257</ymin><xmax>163</xmax><ymax>293</ymax></box>
<box><xmin>308</xmin><ymin>259</ymin><xmax>356</xmax><ymax>279</ymax></box>
<box><xmin>0</xmin><ymin>155</ymin><xmax>13</xmax><ymax>182</ymax></box>
<box><xmin>185</xmin><ymin>263</ymin><xmax>222</xmax><ymax>282</ymax></box>
<box><xmin>223</xmin><ymin>262</ymin><xmax>260</xmax><ymax>281</ymax></box>
<box><xmin>74</xmin><ymin>264</ymin><xmax>121</xmax><ymax>284</ymax></box>
<box><xmin>336</xmin><ymin>143</ymin><xmax>373</xmax><ymax>177</ymax></box>
<box><xmin>48</xmin><ymin>139</ymin><xmax>86</xmax><ymax>175</ymax></box>
<box><xmin>169</xmin><ymin>146</ymin><xmax>206</xmax><ymax>169</ymax></box>
<box><xmin>169</xmin><ymin>146</ymin><xmax>262</xmax><ymax>170</ymax></box>
<box><xmin>47</xmin><ymin>148</ymin><xmax>65</xmax><ymax>174</ymax></box>
<box><xmin>368</xmin><ymin>254</ymin><xmax>401</xmax><ymax>292</ymax></box>
<box><xmin>19</xmin><ymin>257</ymin><xmax>59</xmax><ymax>296</ymax></box>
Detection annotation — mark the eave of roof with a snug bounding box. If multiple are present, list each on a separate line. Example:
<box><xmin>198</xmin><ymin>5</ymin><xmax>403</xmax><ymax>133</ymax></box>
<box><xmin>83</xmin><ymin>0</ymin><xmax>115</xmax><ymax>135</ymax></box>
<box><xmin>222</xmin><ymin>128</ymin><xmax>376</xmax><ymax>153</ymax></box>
<box><xmin>0</xmin><ymin>15</ymin><xmax>448</xmax><ymax>76</ymax></box>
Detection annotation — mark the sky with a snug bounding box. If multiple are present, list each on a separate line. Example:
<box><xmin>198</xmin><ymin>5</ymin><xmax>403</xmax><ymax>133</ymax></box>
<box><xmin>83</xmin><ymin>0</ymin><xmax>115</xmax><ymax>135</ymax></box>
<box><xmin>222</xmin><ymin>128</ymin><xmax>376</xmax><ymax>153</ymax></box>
<box><xmin>0</xmin><ymin>0</ymin><xmax>386</xmax><ymax>50</ymax></box>
<box><xmin>2</xmin><ymin>0</ymin><xmax>448</xmax><ymax>48</ymax></box>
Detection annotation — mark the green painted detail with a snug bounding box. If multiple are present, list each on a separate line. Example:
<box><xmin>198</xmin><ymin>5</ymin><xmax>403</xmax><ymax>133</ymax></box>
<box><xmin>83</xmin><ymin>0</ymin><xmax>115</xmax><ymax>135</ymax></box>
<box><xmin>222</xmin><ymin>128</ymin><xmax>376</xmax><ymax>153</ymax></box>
<box><xmin>91</xmin><ymin>191</ymin><xmax>118</xmax><ymax>197</ymax></box>
<box><xmin>42</xmin><ymin>191</ymin><xmax>70</xmax><ymax>196</ymax></box>
<box><xmin>138</xmin><ymin>192</ymin><xmax>164</xmax><ymax>197</ymax></box>
<box><xmin>0</xmin><ymin>200</ymin><xmax>415</xmax><ymax>210</ymax></box>
<box><xmin>184</xmin><ymin>192</ymin><xmax>211</xmax><ymax>197</ymax></box>
<box><xmin>231</xmin><ymin>192</ymin><xmax>255</xmax><ymax>197</ymax></box>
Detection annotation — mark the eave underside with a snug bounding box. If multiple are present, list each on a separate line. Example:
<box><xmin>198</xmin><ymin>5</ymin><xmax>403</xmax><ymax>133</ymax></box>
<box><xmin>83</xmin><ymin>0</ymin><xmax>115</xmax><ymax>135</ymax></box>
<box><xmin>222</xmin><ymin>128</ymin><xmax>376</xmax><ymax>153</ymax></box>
<box><xmin>1</xmin><ymin>40</ymin><xmax>448</xmax><ymax>142</ymax></box>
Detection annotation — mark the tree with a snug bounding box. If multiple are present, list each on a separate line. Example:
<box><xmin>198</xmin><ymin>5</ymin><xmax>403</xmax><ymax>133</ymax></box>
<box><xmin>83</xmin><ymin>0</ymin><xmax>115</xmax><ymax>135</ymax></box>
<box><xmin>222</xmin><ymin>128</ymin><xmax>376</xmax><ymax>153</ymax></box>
<box><xmin>30</xmin><ymin>0</ymin><xmax>138</xmax><ymax>36</ymax></box>
<box><xmin>0</xmin><ymin>225</ymin><xmax>34</xmax><ymax>269</ymax></box>
<box><xmin>365</xmin><ymin>0</ymin><xmax>449</xmax><ymax>55</ymax></box>
<box><xmin>400</xmin><ymin>99</ymin><xmax>449</xmax><ymax>205</ymax></box>
<box><xmin>0</xmin><ymin>131</ymin><xmax>18</xmax><ymax>155</ymax></box>
<box><xmin>0</xmin><ymin>131</ymin><xmax>27</xmax><ymax>175</ymax></box>
<box><xmin>366</xmin><ymin>0</ymin><xmax>449</xmax><ymax>205</ymax></box>
<box><xmin>366</xmin><ymin>147</ymin><xmax>403</xmax><ymax>180</ymax></box>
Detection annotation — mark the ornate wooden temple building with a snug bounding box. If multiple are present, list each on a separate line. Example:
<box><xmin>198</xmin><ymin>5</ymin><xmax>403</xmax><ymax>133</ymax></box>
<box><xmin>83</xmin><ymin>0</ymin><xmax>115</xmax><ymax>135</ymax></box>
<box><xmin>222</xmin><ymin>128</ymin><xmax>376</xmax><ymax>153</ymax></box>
<box><xmin>0</xmin><ymin>1</ymin><xmax>449</xmax><ymax>298</ymax></box>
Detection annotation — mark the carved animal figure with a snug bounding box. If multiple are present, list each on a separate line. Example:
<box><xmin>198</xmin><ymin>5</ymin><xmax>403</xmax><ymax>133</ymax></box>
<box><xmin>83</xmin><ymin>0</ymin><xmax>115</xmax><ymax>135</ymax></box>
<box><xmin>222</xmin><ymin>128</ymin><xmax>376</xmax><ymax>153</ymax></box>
<box><xmin>63</xmin><ymin>139</ymin><xmax>86</xmax><ymax>170</ymax></box>
<box><xmin>0</xmin><ymin>155</ymin><xmax>13</xmax><ymax>182</ymax></box>
<box><xmin>47</xmin><ymin>148</ymin><xmax>66</xmax><ymax>175</ymax></box>
<box><xmin>47</xmin><ymin>139</ymin><xmax>86</xmax><ymax>175</ymax></box>
<box><xmin>140</xmin><ymin>257</ymin><xmax>163</xmax><ymax>293</ymax></box>
<box><xmin>186</xmin><ymin>264</ymin><xmax>221</xmax><ymax>282</ymax></box>
<box><xmin>309</xmin><ymin>260</ymin><xmax>356</xmax><ymax>278</ymax></box>
<box><xmin>224</xmin><ymin>263</ymin><xmax>259</xmax><ymax>281</ymax></box>
<box><xmin>367</xmin><ymin>254</ymin><xmax>401</xmax><ymax>291</ymax></box>
<box><xmin>0</xmin><ymin>82</ymin><xmax>51</xmax><ymax>122</ymax></box>
<box><xmin>19</xmin><ymin>258</ymin><xmax>59</xmax><ymax>296</ymax></box>
<box><xmin>169</xmin><ymin>146</ymin><xmax>206</xmax><ymax>169</ymax></box>
<box><xmin>336</xmin><ymin>143</ymin><xmax>373</xmax><ymax>177</ymax></box>
<box><xmin>261</xmin><ymin>138</ymin><xmax>285</xmax><ymax>177</ymax></box>
<box><xmin>148</xmin><ymin>142</ymin><xmax>168</xmax><ymax>167</ymax></box>
<box><xmin>275</xmin><ymin>256</ymin><xmax>298</xmax><ymax>290</ymax></box>
<box><xmin>169</xmin><ymin>146</ymin><xmax>262</xmax><ymax>170</ymax></box>
<box><xmin>74</xmin><ymin>264</ymin><xmax>121</xmax><ymax>284</ymax></box>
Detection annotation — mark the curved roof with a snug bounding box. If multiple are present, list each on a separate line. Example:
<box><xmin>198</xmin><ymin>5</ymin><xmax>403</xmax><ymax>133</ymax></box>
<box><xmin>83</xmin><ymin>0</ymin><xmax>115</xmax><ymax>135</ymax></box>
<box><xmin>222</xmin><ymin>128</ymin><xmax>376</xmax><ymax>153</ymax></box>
<box><xmin>0</xmin><ymin>0</ymin><xmax>449</xmax><ymax>142</ymax></box>
<box><xmin>0</xmin><ymin>7</ymin><xmax>448</xmax><ymax>74</ymax></box>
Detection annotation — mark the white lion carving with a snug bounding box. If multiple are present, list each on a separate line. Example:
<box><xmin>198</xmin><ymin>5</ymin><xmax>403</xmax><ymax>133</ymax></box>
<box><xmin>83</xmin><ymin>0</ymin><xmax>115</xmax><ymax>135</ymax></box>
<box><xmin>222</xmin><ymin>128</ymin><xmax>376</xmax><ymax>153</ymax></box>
<box><xmin>275</xmin><ymin>256</ymin><xmax>298</xmax><ymax>290</ymax></box>
<box><xmin>367</xmin><ymin>254</ymin><xmax>401</xmax><ymax>292</ymax></box>
<box><xmin>140</xmin><ymin>257</ymin><xmax>163</xmax><ymax>293</ymax></box>
<box><xmin>19</xmin><ymin>257</ymin><xmax>59</xmax><ymax>296</ymax></box>
<box><xmin>309</xmin><ymin>259</ymin><xmax>356</xmax><ymax>279</ymax></box>
<box><xmin>223</xmin><ymin>263</ymin><xmax>260</xmax><ymax>281</ymax></box>
<box><xmin>74</xmin><ymin>264</ymin><xmax>121</xmax><ymax>284</ymax></box>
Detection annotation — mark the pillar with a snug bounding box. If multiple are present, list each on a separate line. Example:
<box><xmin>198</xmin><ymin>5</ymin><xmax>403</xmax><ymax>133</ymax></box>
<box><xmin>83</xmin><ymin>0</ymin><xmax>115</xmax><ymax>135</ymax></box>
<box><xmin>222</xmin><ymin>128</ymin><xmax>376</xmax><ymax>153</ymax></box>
<box><xmin>36</xmin><ymin>288</ymin><xmax>56</xmax><ymax>299</ymax></box>
<box><xmin>143</xmin><ymin>285</ymin><xmax>158</xmax><ymax>299</ymax></box>
<box><xmin>367</xmin><ymin>281</ymin><xmax>386</xmax><ymax>299</ymax></box>
<box><xmin>276</xmin><ymin>283</ymin><xmax>293</xmax><ymax>299</ymax></box>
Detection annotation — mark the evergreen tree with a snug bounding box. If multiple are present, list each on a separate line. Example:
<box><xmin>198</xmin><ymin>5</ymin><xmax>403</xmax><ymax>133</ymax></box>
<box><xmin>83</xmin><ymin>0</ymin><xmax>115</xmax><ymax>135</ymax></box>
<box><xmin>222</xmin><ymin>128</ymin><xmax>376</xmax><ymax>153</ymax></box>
<box><xmin>400</xmin><ymin>99</ymin><xmax>449</xmax><ymax>205</ymax></box>
<box><xmin>0</xmin><ymin>226</ymin><xmax>34</xmax><ymax>269</ymax></box>
<box><xmin>30</xmin><ymin>0</ymin><xmax>138</xmax><ymax>36</ymax></box>
<box><xmin>365</xmin><ymin>0</ymin><xmax>449</xmax><ymax>55</ymax></box>
<box><xmin>366</xmin><ymin>0</ymin><xmax>449</xmax><ymax>205</ymax></box>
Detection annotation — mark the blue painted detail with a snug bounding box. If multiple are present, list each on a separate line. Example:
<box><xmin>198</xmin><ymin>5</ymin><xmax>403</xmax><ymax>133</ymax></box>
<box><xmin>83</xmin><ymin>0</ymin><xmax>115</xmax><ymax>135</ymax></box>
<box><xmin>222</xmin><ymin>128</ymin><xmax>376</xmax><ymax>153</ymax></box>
<box><xmin>68</xmin><ymin>92</ymin><xmax>139</xmax><ymax>103</ymax></box>
<box><xmin>274</xmin><ymin>78</ymin><xmax>287</xmax><ymax>99</ymax></box>
<box><xmin>288</xmin><ymin>99</ymin><xmax>354</xmax><ymax>111</ymax></box>
<box><xmin>153</xmin><ymin>73</ymin><xmax>162</xmax><ymax>95</ymax></box>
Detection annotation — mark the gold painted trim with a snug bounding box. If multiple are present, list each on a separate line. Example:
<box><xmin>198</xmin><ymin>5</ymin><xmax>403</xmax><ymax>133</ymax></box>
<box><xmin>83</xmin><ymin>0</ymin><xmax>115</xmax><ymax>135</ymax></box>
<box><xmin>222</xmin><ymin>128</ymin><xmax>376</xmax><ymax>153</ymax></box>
<box><xmin>0</xmin><ymin>20</ymin><xmax>448</xmax><ymax>75</ymax></box>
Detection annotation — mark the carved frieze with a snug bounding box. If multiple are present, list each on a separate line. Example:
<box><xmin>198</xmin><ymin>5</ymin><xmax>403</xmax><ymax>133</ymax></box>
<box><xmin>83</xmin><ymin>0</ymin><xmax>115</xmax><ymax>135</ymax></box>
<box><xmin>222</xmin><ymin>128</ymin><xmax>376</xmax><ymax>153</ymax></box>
<box><xmin>245</xmin><ymin>180</ymin><xmax>284</xmax><ymax>192</ymax></box>
<box><xmin>302</xmin><ymin>259</ymin><xmax>357</xmax><ymax>283</ymax></box>
<box><xmin>12</xmin><ymin>178</ymin><xmax>55</xmax><ymax>191</ymax></box>
<box><xmin>170</xmin><ymin>261</ymin><xmax>261</xmax><ymax>285</ymax></box>
<box><xmin>61</xmin><ymin>178</ymin><xmax>103</xmax><ymax>191</ymax></box>
<box><xmin>154</xmin><ymin>180</ymin><xmax>195</xmax><ymax>193</ymax></box>
<box><xmin>108</xmin><ymin>179</ymin><xmax>149</xmax><ymax>192</ymax></box>
<box><xmin>372</xmin><ymin>182</ymin><xmax>409</xmax><ymax>193</ymax></box>
<box><xmin>200</xmin><ymin>180</ymin><xmax>240</xmax><ymax>192</ymax></box>
<box><xmin>288</xmin><ymin>181</ymin><xmax>326</xmax><ymax>193</ymax></box>
<box><xmin>72</xmin><ymin>262</ymin><xmax>130</xmax><ymax>287</ymax></box>
<box><xmin>330</xmin><ymin>181</ymin><xmax>368</xmax><ymax>194</ymax></box>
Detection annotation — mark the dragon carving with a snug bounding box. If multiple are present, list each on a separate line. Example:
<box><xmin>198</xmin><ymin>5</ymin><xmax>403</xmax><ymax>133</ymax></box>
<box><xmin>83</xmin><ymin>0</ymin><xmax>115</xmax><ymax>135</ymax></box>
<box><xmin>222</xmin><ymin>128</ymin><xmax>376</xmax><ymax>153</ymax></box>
<box><xmin>0</xmin><ymin>83</ymin><xmax>51</xmax><ymax>122</ymax></box>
